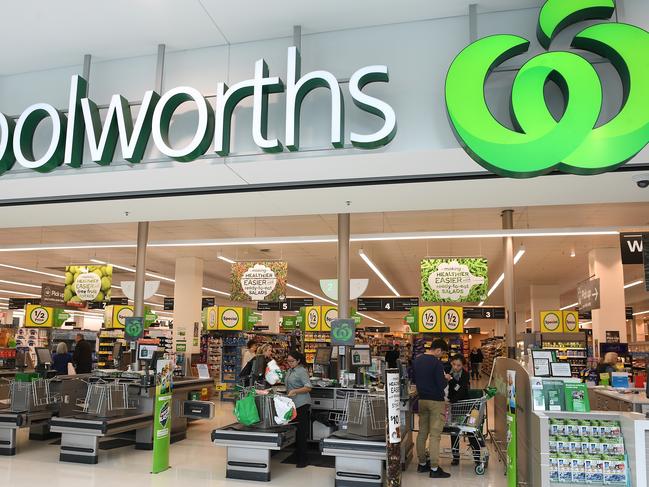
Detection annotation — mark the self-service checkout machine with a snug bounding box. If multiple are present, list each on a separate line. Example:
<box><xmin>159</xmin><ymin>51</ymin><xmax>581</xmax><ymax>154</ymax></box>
<box><xmin>50</xmin><ymin>341</ymin><xmax>214</xmax><ymax>464</ymax></box>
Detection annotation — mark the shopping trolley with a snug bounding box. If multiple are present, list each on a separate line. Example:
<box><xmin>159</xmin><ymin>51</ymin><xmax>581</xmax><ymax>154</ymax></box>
<box><xmin>443</xmin><ymin>394</ymin><xmax>490</xmax><ymax>475</ymax></box>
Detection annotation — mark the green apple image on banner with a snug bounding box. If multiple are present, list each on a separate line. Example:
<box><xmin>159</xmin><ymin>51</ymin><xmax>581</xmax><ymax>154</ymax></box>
<box><xmin>445</xmin><ymin>0</ymin><xmax>649</xmax><ymax>178</ymax></box>
<box><xmin>64</xmin><ymin>265</ymin><xmax>112</xmax><ymax>308</ymax></box>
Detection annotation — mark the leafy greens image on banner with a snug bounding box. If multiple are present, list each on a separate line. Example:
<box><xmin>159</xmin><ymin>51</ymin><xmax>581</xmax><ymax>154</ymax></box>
<box><xmin>230</xmin><ymin>261</ymin><xmax>287</xmax><ymax>302</ymax></box>
<box><xmin>421</xmin><ymin>258</ymin><xmax>488</xmax><ymax>303</ymax></box>
<box><xmin>64</xmin><ymin>264</ymin><xmax>112</xmax><ymax>308</ymax></box>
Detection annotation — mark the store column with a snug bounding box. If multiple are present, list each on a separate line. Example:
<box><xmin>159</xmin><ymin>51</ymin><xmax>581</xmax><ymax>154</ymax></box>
<box><xmin>588</xmin><ymin>248</ymin><xmax>626</xmax><ymax>354</ymax></box>
<box><xmin>262</xmin><ymin>311</ymin><xmax>280</xmax><ymax>333</ymax></box>
<box><xmin>173</xmin><ymin>257</ymin><xmax>204</xmax><ymax>360</ymax></box>
<box><xmin>530</xmin><ymin>285</ymin><xmax>560</xmax><ymax>332</ymax></box>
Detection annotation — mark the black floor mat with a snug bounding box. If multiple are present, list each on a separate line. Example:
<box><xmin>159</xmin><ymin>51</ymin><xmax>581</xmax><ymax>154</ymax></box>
<box><xmin>281</xmin><ymin>448</ymin><xmax>335</xmax><ymax>468</ymax></box>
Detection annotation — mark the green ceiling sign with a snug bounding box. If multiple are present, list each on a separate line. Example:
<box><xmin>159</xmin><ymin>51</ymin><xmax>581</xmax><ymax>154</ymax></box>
<box><xmin>445</xmin><ymin>0</ymin><xmax>649</xmax><ymax>178</ymax></box>
<box><xmin>0</xmin><ymin>48</ymin><xmax>397</xmax><ymax>177</ymax></box>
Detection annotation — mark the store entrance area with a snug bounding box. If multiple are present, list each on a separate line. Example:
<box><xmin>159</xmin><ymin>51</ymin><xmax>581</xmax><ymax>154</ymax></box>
<box><xmin>0</xmin><ymin>202</ymin><xmax>647</xmax><ymax>486</ymax></box>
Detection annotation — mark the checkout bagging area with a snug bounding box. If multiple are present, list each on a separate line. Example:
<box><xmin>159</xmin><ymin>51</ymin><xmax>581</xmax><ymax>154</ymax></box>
<box><xmin>0</xmin><ymin>338</ymin><xmax>214</xmax><ymax>464</ymax></box>
<box><xmin>212</xmin><ymin>343</ymin><xmax>415</xmax><ymax>485</ymax></box>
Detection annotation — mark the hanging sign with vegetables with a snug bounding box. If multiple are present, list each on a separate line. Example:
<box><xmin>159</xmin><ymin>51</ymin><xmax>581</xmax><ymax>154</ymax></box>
<box><xmin>230</xmin><ymin>261</ymin><xmax>287</xmax><ymax>302</ymax></box>
<box><xmin>421</xmin><ymin>258</ymin><xmax>488</xmax><ymax>303</ymax></box>
<box><xmin>64</xmin><ymin>264</ymin><xmax>113</xmax><ymax>308</ymax></box>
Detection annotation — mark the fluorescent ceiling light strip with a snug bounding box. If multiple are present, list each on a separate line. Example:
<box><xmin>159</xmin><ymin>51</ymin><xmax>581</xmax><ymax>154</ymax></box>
<box><xmin>580</xmin><ymin>321</ymin><xmax>592</xmax><ymax>326</ymax></box>
<box><xmin>525</xmin><ymin>318</ymin><xmax>532</xmax><ymax>323</ymax></box>
<box><xmin>483</xmin><ymin>247</ymin><xmax>525</xmax><ymax>303</ymax></box>
<box><xmin>0</xmin><ymin>227</ymin><xmax>627</xmax><ymax>253</ymax></box>
<box><xmin>0</xmin><ymin>289</ymin><xmax>40</xmax><ymax>297</ymax></box>
<box><xmin>202</xmin><ymin>286</ymin><xmax>230</xmax><ymax>297</ymax></box>
<box><xmin>0</xmin><ymin>279</ymin><xmax>41</xmax><ymax>289</ymax></box>
<box><xmin>286</xmin><ymin>283</ymin><xmax>337</xmax><ymax>306</ymax></box>
<box><xmin>465</xmin><ymin>318</ymin><xmax>471</xmax><ymax>325</ymax></box>
<box><xmin>560</xmin><ymin>302</ymin><xmax>579</xmax><ymax>311</ymax></box>
<box><xmin>358</xmin><ymin>249</ymin><xmax>400</xmax><ymax>297</ymax></box>
<box><xmin>0</xmin><ymin>263</ymin><xmax>64</xmax><ymax>279</ymax></box>
<box><xmin>285</xmin><ymin>283</ymin><xmax>384</xmax><ymax>324</ymax></box>
<box><xmin>624</xmin><ymin>280</ymin><xmax>643</xmax><ymax>289</ymax></box>
<box><xmin>92</xmin><ymin>258</ymin><xmax>226</xmax><ymax>295</ymax></box>
<box><xmin>633</xmin><ymin>310</ymin><xmax>649</xmax><ymax>317</ymax></box>
<box><xmin>218</xmin><ymin>255</ymin><xmax>236</xmax><ymax>264</ymax></box>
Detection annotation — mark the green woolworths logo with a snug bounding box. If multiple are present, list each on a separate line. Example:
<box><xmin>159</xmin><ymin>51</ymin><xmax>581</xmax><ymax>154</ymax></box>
<box><xmin>446</xmin><ymin>0</ymin><xmax>649</xmax><ymax>178</ymax></box>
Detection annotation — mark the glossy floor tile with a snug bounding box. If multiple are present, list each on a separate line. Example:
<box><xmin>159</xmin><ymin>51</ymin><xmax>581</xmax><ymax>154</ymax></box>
<box><xmin>0</xmin><ymin>404</ymin><xmax>508</xmax><ymax>486</ymax></box>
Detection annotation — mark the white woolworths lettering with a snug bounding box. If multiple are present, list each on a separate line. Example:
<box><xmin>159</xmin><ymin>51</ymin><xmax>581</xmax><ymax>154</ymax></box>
<box><xmin>0</xmin><ymin>46</ymin><xmax>397</xmax><ymax>175</ymax></box>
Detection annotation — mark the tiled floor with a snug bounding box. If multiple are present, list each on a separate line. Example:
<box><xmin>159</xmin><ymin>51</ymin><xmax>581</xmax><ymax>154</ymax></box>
<box><xmin>0</xmin><ymin>403</ymin><xmax>508</xmax><ymax>487</ymax></box>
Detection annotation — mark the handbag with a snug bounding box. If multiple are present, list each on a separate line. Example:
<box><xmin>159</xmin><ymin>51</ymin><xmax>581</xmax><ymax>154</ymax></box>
<box><xmin>234</xmin><ymin>391</ymin><xmax>260</xmax><ymax>426</ymax></box>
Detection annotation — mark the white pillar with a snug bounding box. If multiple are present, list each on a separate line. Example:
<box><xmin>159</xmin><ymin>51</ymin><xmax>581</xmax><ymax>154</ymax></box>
<box><xmin>530</xmin><ymin>285</ymin><xmax>560</xmax><ymax>332</ymax></box>
<box><xmin>495</xmin><ymin>319</ymin><xmax>506</xmax><ymax>337</ymax></box>
<box><xmin>588</xmin><ymin>248</ymin><xmax>626</xmax><ymax>356</ymax></box>
<box><xmin>173</xmin><ymin>257</ymin><xmax>204</xmax><ymax>355</ymax></box>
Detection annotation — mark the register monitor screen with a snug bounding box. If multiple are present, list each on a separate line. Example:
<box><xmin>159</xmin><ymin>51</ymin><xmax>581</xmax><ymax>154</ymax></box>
<box><xmin>314</xmin><ymin>347</ymin><xmax>332</xmax><ymax>366</ymax></box>
<box><xmin>138</xmin><ymin>344</ymin><xmax>158</xmax><ymax>361</ymax></box>
<box><xmin>112</xmin><ymin>342</ymin><xmax>122</xmax><ymax>360</ymax></box>
<box><xmin>351</xmin><ymin>348</ymin><xmax>371</xmax><ymax>367</ymax></box>
<box><xmin>36</xmin><ymin>347</ymin><xmax>53</xmax><ymax>365</ymax></box>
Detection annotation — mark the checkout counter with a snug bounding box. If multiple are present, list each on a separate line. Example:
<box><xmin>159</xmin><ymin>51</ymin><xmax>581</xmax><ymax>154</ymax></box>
<box><xmin>48</xmin><ymin>343</ymin><xmax>215</xmax><ymax>464</ymax></box>
<box><xmin>212</xmin><ymin>346</ymin><xmax>414</xmax><ymax>483</ymax></box>
<box><xmin>0</xmin><ymin>348</ymin><xmax>90</xmax><ymax>456</ymax></box>
<box><xmin>588</xmin><ymin>386</ymin><xmax>649</xmax><ymax>414</ymax></box>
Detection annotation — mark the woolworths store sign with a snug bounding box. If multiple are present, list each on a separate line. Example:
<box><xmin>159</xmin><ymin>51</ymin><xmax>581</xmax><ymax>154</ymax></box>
<box><xmin>0</xmin><ymin>0</ymin><xmax>646</xmax><ymax>181</ymax></box>
<box><xmin>0</xmin><ymin>47</ymin><xmax>396</xmax><ymax>176</ymax></box>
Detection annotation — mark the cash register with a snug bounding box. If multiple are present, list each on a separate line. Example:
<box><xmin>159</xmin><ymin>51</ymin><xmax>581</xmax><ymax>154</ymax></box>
<box><xmin>35</xmin><ymin>347</ymin><xmax>56</xmax><ymax>378</ymax></box>
<box><xmin>350</xmin><ymin>346</ymin><xmax>372</xmax><ymax>387</ymax></box>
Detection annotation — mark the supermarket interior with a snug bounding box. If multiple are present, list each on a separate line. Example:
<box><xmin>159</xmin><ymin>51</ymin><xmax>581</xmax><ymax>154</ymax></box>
<box><xmin>0</xmin><ymin>203</ymin><xmax>647</xmax><ymax>486</ymax></box>
<box><xmin>1</xmin><ymin>0</ymin><xmax>649</xmax><ymax>486</ymax></box>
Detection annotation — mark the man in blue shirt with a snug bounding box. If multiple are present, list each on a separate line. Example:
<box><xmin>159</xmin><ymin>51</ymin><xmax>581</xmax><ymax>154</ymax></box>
<box><xmin>413</xmin><ymin>338</ymin><xmax>451</xmax><ymax>478</ymax></box>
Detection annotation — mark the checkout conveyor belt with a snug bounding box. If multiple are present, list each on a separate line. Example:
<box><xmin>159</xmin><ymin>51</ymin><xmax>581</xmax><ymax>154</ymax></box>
<box><xmin>321</xmin><ymin>431</ymin><xmax>387</xmax><ymax>487</ymax></box>
<box><xmin>212</xmin><ymin>422</ymin><xmax>296</xmax><ymax>482</ymax></box>
<box><xmin>0</xmin><ymin>409</ymin><xmax>53</xmax><ymax>455</ymax></box>
<box><xmin>50</xmin><ymin>412</ymin><xmax>153</xmax><ymax>464</ymax></box>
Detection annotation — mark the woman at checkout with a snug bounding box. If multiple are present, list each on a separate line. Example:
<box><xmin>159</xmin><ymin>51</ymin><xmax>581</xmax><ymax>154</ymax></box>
<box><xmin>285</xmin><ymin>351</ymin><xmax>312</xmax><ymax>468</ymax></box>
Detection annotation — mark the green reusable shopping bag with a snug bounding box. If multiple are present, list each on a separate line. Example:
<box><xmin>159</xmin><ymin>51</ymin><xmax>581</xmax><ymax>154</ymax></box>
<box><xmin>234</xmin><ymin>392</ymin><xmax>260</xmax><ymax>426</ymax></box>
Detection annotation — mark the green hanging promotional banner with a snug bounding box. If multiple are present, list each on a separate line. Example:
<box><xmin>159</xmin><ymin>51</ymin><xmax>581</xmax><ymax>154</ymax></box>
<box><xmin>446</xmin><ymin>0</ymin><xmax>649</xmax><ymax>178</ymax></box>
<box><xmin>506</xmin><ymin>370</ymin><xmax>517</xmax><ymax>487</ymax></box>
<box><xmin>152</xmin><ymin>359</ymin><xmax>172</xmax><ymax>474</ymax></box>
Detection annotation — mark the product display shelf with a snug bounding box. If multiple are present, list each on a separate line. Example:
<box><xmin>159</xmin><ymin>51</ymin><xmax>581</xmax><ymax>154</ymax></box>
<box><xmin>480</xmin><ymin>337</ymin><xmax>506</xmax><ymax>376</ymax></box>
<box><xmin>531</xmin><ymin>410</ymin><xmax>649</xmax><ymax>487</ymax></box>
<box><xmin>220</xmin><ymin>332</ymin><xmax>247</xmax><ymax>402</ymax></box>
<box><xmin>542</xmin><ymin>333</ymin><xmax>589</xmax><ymax>378</ymax></box>
<box><xmin>15</xmin><ymin>327</ymin><xmax>49</xmax><ymax>368</ymax></box>
<box><xmin>97</xmin><ymin>329</ymin><xmax>125</xmax><ymax>369</ymax></box>
<box><xmin>303</xmin><ymin>331</ymin><xmax>331</xmax><ymax>364</ymax></box>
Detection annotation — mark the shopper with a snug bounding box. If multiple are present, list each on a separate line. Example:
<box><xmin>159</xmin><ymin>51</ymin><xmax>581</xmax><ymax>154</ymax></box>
<box><xmin>385</xmin><ymin>344</ymin><xmax>400</xmax><ymax>369</ymax></box>
<box><xmin>285</xmin><ymin>350</ymin><xmax>312</xmax><ymax>468</ymax></box>
<box><xmin>72</xmin><ymin>333</ymin><xmax>93</xmax><ymax>374</ymax></box>
<box><xmin>242</xmin><ymin>340</ymin><xmax>258</xmax><ymax>367</ymax></box>
<box><xmin>52</xmin><ymin>342</ymin><xmax>72</xmax><ymax>375</ymax></box>
<box><xmin>240</xmin><ymin>343</ymin><xmax>273</xmax><ymax>387</ymax></box>
<box><xmin>469</xmin><ymin>348</ymin><xmax>483</xmax><ymax>380</ymax></box>
<box><xmin>596</xmin><ymin>352</ymin><xmax>620</xmax><ymax>377</ymax></box>
<box><xmin>413</xmin><ymin>338</ymin><xmax>451</xmax><ymax>479</ymax></box>
<box><xmin>447</xmin><ymin>354</ymin><xmax>482</xmax><ymax>466</ymax></box>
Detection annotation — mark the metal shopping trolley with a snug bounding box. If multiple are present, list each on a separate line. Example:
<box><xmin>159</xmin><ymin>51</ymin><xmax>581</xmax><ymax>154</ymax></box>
<box><xmin>443</xmin><ymin>393</ymin><xmax>490</xmax><ymax>475</ymax></box>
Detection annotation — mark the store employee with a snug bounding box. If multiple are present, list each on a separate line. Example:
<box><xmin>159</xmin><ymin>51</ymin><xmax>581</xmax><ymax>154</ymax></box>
<box><xmin>285</xmin><ymin>351</ymin><xmax>312</xmax><ymax>469</ymax></box>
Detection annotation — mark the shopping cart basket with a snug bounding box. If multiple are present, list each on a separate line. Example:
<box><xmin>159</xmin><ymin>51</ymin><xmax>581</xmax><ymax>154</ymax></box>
<box><xmin>444</xmin><ymin>394</ymin><xmax>490</xmax><ymax>475</ymax></box>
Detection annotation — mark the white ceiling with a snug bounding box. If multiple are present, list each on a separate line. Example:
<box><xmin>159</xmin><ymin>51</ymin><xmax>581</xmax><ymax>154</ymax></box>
<box><xmin>0</xmin><ymin>0</ymin><xmax>542</xmax><ymax>75</ymax></box>
<box><xmin>0</xmin><ymin>202</ymin><xmax>647</xmax><ymax>329</ymax></box>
